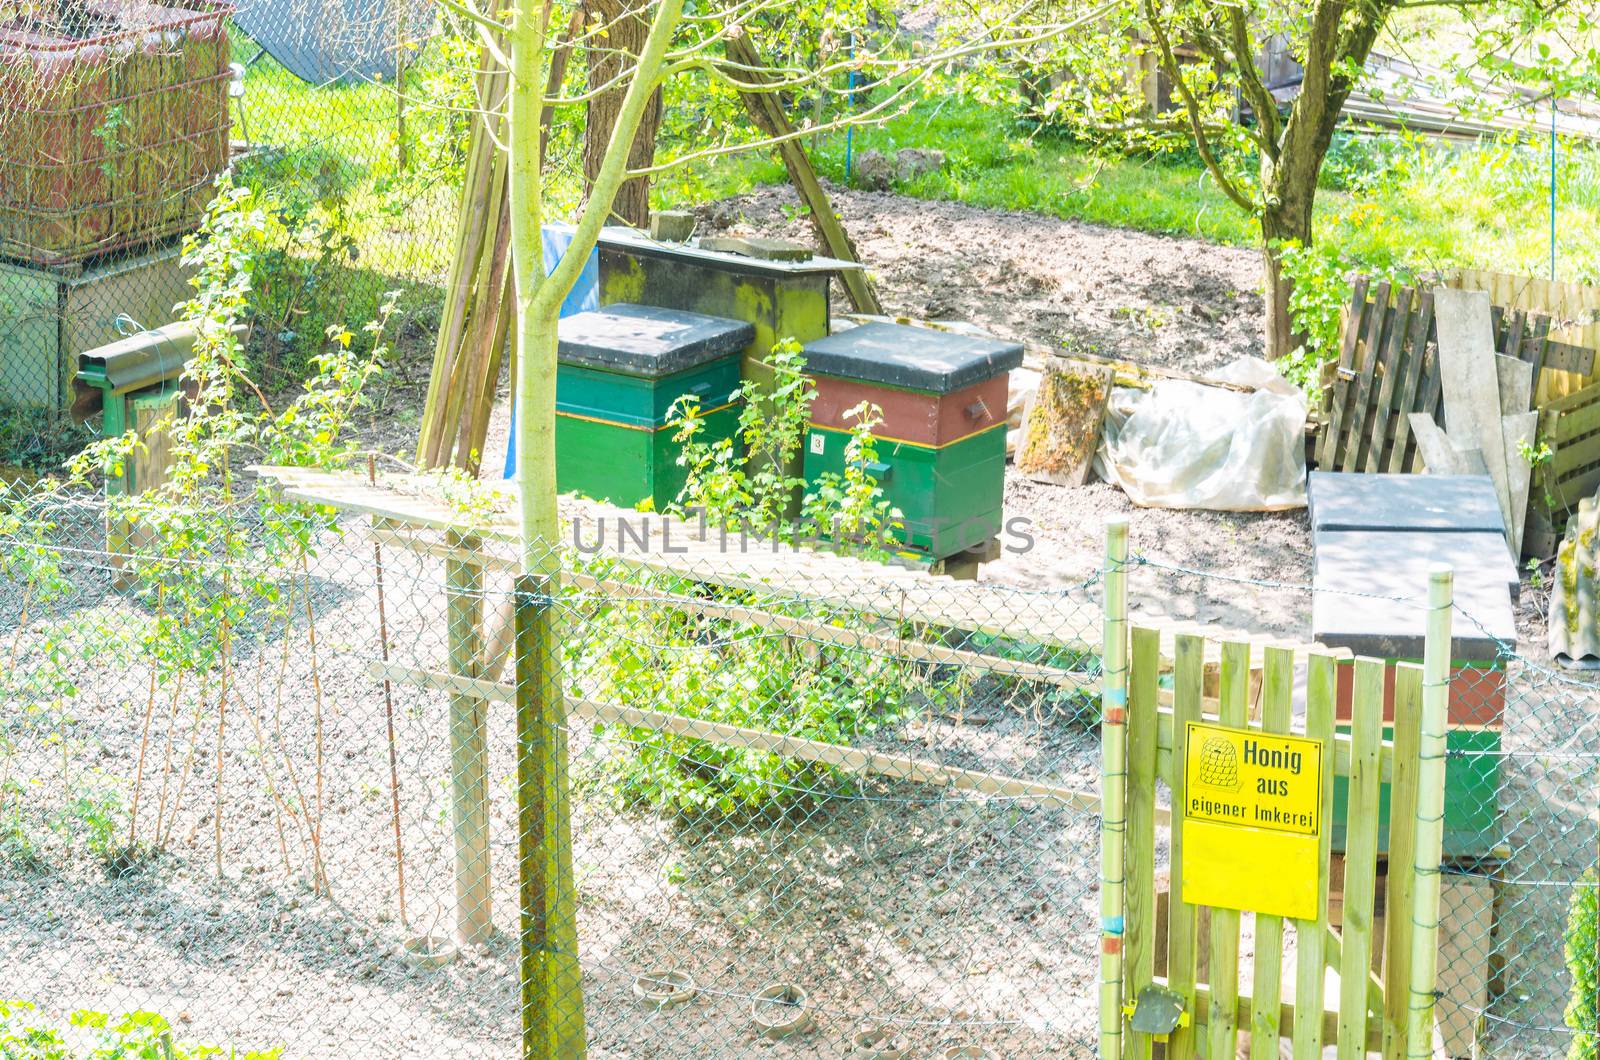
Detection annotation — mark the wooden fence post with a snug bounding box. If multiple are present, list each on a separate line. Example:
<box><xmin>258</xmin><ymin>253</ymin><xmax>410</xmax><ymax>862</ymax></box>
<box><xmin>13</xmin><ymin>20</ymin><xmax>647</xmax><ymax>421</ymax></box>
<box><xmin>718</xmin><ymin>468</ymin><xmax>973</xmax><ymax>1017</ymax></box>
<box><xmin>515</xmin><ymin>574</ymin><xmax>588</xmax><ymax>1059</ymax></box>
<box><xmin>446</xmin><ymin>532</ymin><xmax>493</xmax><ymax>944</ymax></box>
<box><xmin>1407</xmin><ymin>565</ymin><xmax>1454</xmax><ymax>1056</ymax></box>
<box><xmin>1100</xmin><ymin>516</ymin><xmax>1130</xmax><ymax>1060</ymax></box>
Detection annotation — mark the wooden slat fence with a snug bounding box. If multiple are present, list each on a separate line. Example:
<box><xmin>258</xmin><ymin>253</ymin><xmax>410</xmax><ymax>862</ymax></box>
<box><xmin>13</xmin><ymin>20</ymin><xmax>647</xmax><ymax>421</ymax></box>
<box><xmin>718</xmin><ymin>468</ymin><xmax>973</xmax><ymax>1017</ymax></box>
<box><xmin>1317</xmin><ymin>280</ymin><xmax>1589</xmax><ymax>475</ymax></box>
<box><xmin>1100</xmin><ymin>557</ymin><xmax>1465</xmax><ymax>1060</ymax></box>
<box><xmin>1444</xmin><ymin>267</ymin><xmax>1600</xmax><ymax>404</ymax></box>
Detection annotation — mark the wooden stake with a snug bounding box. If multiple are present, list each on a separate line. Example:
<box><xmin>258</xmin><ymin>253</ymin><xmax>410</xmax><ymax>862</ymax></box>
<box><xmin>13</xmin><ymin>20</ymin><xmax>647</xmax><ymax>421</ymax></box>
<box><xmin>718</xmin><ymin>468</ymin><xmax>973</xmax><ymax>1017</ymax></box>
<box><xmin>446</xmin><ymin>531</ymin><xmax>492</xmax><ymax>943</ymax></box>
<box><xmin>371</xmin><ymin>463</ymin><xmax>409</xmax><ymax>927</ymax></box>
<box><xmin>1406</xmin><ymin>565</ymin><xmax>1453</xmax><ymax>1056</ymax></box>
<box><xmin>1099</xmin><ymin>516</ymin><xmax>1129</xmax><ymax>1060</ymax></box>
<box><xmin>725</xmin><ymin>35</ymin><xmax>883</xmax><ymax>315</ymax></box>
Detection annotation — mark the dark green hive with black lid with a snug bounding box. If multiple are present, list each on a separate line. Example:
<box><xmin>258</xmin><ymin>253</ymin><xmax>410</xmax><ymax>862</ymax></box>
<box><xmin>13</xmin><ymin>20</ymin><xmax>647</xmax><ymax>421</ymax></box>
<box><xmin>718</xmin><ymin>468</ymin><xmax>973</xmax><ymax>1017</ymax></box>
<box><xmin>556</xmin><ymin>303</ymin><xmax>753</xmax><ymax>509</ymax></box>
<box><xmin>800</xmin><ymin>322</ymin><xmax>1023</xmax><ymax>560</ymax></box>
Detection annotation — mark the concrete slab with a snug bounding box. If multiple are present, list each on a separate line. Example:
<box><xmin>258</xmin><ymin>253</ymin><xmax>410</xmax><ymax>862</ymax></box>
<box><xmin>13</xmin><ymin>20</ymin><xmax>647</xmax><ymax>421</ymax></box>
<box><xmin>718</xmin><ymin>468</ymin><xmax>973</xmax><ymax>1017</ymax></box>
<box><xmin>1312</xmin><ymin>530</ymin><xmax>1518</xmax><ymax>660</ymax></box>
<box><xmin>1502</xmin><ymin>410</ymin><xmax>1538</xmax><ymax>557</ymax></box>
<box><xmin>1308</xmin><ymin>472</ymin><xmax>1506</xmax><ymax>536</ymax></box>
<box><xmin>1407</xmin><ymin>414</ymin><xmax>1489</xmax><ymax>477</ymax></box>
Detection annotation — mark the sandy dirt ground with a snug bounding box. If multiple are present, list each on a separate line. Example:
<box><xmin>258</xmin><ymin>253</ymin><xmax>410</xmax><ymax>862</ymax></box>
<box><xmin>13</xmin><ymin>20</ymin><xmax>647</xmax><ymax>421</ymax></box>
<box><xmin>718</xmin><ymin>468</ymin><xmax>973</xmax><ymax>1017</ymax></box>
<box><xmin>695</xmin><ymin>184</ymin><xmax>1320</xmax><ymax>639</ymax></box>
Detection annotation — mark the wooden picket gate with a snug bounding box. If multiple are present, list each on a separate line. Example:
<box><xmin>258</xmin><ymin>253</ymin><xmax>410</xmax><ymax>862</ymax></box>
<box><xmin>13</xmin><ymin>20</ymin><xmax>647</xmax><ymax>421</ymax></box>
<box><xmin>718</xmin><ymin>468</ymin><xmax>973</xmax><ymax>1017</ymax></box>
<box><xmin>1098</xmin><ymin>519</ymin><xmax>1453</xmax><ymax>1059</ymax></box>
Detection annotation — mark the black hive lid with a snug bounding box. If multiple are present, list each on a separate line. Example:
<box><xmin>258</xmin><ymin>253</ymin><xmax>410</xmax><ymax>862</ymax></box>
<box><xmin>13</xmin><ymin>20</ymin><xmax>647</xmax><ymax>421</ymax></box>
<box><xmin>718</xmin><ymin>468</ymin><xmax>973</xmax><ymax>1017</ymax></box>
<box><xmin>557</xmin><ymin>303</ymin><xmax>754</xmax><ymax>377</ymax></box>
<box><xmin>801</xmin><ymin>322</ymin><xmax>1024</xmax><ymax>394</ymax></box>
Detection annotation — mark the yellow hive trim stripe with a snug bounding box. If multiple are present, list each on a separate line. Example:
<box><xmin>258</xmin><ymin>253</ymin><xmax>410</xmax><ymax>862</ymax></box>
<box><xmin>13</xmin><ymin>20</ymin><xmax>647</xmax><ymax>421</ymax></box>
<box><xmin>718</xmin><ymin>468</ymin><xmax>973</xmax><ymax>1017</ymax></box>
<box><xmin>805</xmin><ymin>420</ymin><xmax>1007</xmax><ymax>450</ymax></box>
<box><xmin>557</xmin><ymin>401</ymin><xmax>740</xmax><ymax>433</ymax></box>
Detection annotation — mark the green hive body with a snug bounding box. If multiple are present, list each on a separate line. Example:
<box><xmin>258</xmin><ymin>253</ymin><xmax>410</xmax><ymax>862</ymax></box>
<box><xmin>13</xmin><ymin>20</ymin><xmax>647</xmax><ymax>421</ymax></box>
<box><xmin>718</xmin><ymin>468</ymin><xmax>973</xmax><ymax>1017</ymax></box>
<box><xmin>554</xmin><ymin>303</ymin><xmax>752</xmax><ymax>510</ymax></box>
<box><xmin>799</xmin><ymin>323</ymin><xmax>1023</xmax><ymax>561</ymax></box>
<box><xmin>1332</xmin><ymin>725</ymin><xmax>1504</xmax><ymax>859</ymax></box>
<box><xmin>804</xmin><ymin>424</ymin><xmax>1007</xmax><ymax>559</ymax></box>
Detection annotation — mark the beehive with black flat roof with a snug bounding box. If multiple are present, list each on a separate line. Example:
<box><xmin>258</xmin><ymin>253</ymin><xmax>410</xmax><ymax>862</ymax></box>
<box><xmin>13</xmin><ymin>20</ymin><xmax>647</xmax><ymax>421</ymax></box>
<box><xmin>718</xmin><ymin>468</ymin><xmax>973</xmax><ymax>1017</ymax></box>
<box><xmin>799</xmin><ymin>322</ymin><xmax>1022</xmax><ymax>560</ymax></box>
<box><xmin>555</xmin><ymin>303</ymin><xmax>752</xmax><ymax>509</ymax></box>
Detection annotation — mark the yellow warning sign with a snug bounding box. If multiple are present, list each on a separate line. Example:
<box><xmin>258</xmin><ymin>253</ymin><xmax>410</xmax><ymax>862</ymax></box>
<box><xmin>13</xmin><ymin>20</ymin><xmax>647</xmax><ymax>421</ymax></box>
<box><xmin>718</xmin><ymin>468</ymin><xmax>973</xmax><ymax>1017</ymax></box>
<box><xmin>1180</xmin><ymin>722</ymin><xmax>1326</xmax><ymax>921</ymax></box>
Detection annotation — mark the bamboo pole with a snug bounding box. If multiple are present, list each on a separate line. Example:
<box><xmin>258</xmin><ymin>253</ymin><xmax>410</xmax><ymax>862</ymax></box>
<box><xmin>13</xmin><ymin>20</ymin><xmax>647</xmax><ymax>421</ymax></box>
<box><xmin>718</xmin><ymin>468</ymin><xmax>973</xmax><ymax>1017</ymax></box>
<box><xmin>446</xmin><ymin>532</ymin><xmax>492</xmax><ymax>944</ymax></box>
<box><xmin>1406</xmin><ymin>565</ymin><xmax>1454</xmax><ymax>1056</ymax></box>
<box><xmin>1100</xmin><ymin>516</ymin><xmax>1129</xmax><ymax>1060</ymax></box>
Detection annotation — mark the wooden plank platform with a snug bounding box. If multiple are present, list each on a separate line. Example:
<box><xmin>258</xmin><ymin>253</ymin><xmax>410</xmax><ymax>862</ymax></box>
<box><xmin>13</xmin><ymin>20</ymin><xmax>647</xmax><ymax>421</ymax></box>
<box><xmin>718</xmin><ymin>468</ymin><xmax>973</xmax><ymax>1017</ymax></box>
<box><xmin>252</xmin><ymin>465</ymin><xmax>1348</xmax><ymax>666</ymax></box>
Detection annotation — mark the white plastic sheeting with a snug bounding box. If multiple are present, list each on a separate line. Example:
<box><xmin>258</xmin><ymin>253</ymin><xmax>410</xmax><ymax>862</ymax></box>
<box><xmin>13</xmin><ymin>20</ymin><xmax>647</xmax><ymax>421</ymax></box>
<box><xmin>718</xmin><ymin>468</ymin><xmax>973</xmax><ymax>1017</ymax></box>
<box><xmin>1094</xmin><ymin>357</ymin><xmax>1308</xmax><ymax>511</ymax></box>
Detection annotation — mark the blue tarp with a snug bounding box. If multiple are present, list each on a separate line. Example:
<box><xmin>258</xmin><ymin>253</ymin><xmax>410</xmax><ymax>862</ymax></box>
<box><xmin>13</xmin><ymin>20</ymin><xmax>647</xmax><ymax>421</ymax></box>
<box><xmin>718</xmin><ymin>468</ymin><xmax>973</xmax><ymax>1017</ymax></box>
<box><xmin>234</xmin><ymin>0</ymin><xmax>431</xmax><ymax>84</ymax></box>
<box><xmin>503</xmin><ymin>225</ymin><xmax>600</xmax><ymax>480</ymax></box>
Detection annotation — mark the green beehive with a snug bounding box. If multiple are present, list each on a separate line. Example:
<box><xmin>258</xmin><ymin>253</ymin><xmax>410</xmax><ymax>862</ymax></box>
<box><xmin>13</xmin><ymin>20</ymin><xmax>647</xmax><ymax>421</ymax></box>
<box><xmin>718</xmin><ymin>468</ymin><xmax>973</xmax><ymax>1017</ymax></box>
<box><xmin>556</xmin><ymin>303</ymin><xmax>753</xmax><ymax>510</ymax></box>
<box><xmin>800</xmin><ymin>323</ymin><xmax>1023</xmax><ymax>560</ymax></box>
<box><xmin>1331</xmin><ymin>725</ymin><xmax>1503</xmax><ymax>859</ymax></box>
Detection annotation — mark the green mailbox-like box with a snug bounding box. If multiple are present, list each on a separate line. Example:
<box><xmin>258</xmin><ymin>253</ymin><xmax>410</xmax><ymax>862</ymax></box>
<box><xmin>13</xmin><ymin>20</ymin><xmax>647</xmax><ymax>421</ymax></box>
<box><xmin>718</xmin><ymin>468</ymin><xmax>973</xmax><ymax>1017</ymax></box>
<box><xmin>556</xmin><ymin>303</ymin><xmax>753</xmax><ymax>510</ymax></box>
<box><xmin>799</xmin><ymin>322</ymin><xmax>1023</xmax><ymax>560</ymax></box>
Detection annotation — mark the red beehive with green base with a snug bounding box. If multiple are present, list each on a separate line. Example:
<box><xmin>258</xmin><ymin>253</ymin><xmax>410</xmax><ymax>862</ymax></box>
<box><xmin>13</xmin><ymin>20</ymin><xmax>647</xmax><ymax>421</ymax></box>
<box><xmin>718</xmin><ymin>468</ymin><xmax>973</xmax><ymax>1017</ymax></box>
<box><xmin>555</xmin><ymin>302</ymin><xmax>753</xmax><ymax>510</ymax></box>
<box><xmin>799</xmin><ymin>322</ymin><xmax>1022</xmax><ymax>560</ymax></box>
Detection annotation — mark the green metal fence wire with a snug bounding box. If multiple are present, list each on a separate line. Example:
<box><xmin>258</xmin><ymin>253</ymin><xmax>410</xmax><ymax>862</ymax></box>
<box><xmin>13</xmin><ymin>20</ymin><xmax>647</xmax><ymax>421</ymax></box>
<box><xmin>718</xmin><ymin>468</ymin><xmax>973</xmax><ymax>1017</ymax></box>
<box><xmin>0</xmin><ymin>482</ymin><xmax>1112</xmax><ymax>1057</ymax></box>
<box><xmin>0</xmin><ymin>478</ymin><xmax>1594</xmax><ymax>1057</ymax></box>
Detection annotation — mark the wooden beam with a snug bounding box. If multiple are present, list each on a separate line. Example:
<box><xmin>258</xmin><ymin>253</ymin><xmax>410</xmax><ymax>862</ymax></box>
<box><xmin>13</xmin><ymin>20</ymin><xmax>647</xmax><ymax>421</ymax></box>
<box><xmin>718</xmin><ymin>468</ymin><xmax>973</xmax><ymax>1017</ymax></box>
<box><xmin>370</xmin><ymin>661</ymin><xmax>1123</xmax><ymax>819</ymax></box>
<box><xmin>724</xmin><ymin>35</ymin><xmax>883</xmax><ymax>315</ymax></box>
<box><xmin>368</xmin><ymin>524</ymin><xmax>1096</xmax><ymax>690</ymax></box>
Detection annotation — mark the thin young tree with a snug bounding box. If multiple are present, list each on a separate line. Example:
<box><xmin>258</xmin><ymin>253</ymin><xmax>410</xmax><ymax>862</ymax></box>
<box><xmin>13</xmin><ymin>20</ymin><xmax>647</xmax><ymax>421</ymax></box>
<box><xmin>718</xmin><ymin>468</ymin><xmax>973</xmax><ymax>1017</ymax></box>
<box><xmin>428</xmin><ymin>0</ymin><xmax>1115</xmax><ymax>1051</ymax></box>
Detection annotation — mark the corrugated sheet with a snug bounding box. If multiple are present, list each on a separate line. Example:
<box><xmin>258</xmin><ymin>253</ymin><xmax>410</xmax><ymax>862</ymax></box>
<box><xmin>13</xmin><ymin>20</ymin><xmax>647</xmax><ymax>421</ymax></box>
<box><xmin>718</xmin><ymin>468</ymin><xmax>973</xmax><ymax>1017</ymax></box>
<box><xmin>1548</xmin><ymin>495</ymin><xmax>1600</xmax><ymax>666</ymax></box>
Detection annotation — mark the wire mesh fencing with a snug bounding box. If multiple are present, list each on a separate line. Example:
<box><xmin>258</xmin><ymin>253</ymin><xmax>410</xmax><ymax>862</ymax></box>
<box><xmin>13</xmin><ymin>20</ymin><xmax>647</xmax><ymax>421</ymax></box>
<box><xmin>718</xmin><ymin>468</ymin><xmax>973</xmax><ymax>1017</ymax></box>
<box><xmin>0</xmin><ymin>480</ymin><xmax>1110</xmax><ymax>1057</ymax></box>
<box><xmin>1</xmin><ymin>470</ymin><xmax>1597</xmax><ymax>1057</ymax></box>
<box><xmin>0</xmin><ymin>0</ymin><xmax>479</xmax><ymax>431</ymax></box>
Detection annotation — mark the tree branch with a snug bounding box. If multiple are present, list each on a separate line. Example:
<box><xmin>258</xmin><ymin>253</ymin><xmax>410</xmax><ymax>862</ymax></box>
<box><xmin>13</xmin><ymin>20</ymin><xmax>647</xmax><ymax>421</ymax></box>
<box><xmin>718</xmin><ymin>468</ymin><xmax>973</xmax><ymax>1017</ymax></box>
<box><xmin>1141</xmin><ymin>0</ymin><xmax>1256</xmax><ymax>213</ymax></box>
<box><xmin>1223</xmin><ymin>3</ymin><xmax>1281</xmax><ymax>157</ymax></box>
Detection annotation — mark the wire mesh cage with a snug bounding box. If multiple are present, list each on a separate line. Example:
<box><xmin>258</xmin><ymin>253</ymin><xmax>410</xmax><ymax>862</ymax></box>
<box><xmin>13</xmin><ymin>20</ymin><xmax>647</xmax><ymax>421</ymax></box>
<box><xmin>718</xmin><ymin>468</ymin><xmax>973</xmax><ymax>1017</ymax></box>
<box><xmin>0</xmin><ymin>0</ymin><xmax>232</xmax><ymax>267</ymax></box>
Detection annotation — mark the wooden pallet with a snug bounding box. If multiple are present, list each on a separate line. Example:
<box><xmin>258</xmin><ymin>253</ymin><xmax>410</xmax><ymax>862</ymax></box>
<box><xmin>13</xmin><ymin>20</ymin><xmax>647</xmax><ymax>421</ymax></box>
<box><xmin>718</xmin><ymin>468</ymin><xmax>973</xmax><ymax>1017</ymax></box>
<box><xmin>1316</xmin><ymin>279</ymin><xmax>1592</xmax><ymax>474</ymax></box>
<box><xmin>1524</xmin><ymin>377</ymin><xmax>1600</xmax><ymax>556</ymax></box>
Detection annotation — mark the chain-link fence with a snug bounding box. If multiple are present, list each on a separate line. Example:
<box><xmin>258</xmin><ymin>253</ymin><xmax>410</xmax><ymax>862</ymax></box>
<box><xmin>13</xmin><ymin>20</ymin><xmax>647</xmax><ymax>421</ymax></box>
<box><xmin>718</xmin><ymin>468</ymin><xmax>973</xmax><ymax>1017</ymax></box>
<box><xmin>0</xmin><ymin>477</ymin><xmax>1119</xmax><ymax>1057</ymax></box>
<box><xmin>0</xmin><ymin>0</ymin><xmax>484</xmax><ymax>453</ymax></box>
<box><xmin>0</xmin><ymin>475</ymin><xmax>1595</xmax><ymax>1057</ymax></box>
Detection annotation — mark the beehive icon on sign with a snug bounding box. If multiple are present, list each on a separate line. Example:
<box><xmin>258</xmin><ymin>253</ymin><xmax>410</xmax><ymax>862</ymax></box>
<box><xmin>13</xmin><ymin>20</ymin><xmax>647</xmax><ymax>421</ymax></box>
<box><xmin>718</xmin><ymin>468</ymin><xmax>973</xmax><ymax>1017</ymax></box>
<box><xmin>1197</xmin><ymin>736</ymin><xmax>1240</xmax><ymax>791</ymax></box>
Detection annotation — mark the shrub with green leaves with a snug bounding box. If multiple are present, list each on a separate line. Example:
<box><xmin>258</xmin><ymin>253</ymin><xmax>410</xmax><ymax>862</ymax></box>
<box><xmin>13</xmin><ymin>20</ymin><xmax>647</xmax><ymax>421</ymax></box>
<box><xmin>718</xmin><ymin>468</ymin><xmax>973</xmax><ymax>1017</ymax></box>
<box><xmin>800</xmin><ymin>401</ymin><xmax>903</xmax><ymax>558</ymax></box>
<box><xmin>1568</xmin><ymin>867</ymin><xmax>1598</xmax><ymax>1060</ymax></box>
<box><xmin>669</xmin><ymin>338</ymin><xmax>815</xmax><ymax>535</ymax></box>
<box><xmin>669</xmin><ymin>339</ymin><xmax>900</xmax><ymax>555</ymax></box>
<box><xmin>0</xmin><ymin>1001</ymin><xmax>280</xmax><ymax>1059</ymax></box>
<box><xmin>571</xmin><ymin>565</ymin><xmax>942</xmax><ymax>819</ymax></box>
<box><xmin>587</xmin><ymin>346</ymin><xmax>932</xmax><ymax>818</ymax></box>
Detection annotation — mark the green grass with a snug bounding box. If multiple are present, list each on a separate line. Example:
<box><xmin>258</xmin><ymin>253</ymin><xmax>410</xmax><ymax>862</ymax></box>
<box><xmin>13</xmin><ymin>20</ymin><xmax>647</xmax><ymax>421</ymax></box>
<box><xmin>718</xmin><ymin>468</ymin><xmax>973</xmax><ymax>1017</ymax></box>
<box><xmin>668</xmin><ymin>98</ymin><xmax>1260</xmax><ymax>245</ymax></box>
<box><xmin>676</xmin><ymin>92</ymin><xmax>1600</xmax><ymax>287</ymax></box>
<box><xmin>227</xmin><ymin>31</ymin><xmax>1600</xmax><ymax>350</ymax></box>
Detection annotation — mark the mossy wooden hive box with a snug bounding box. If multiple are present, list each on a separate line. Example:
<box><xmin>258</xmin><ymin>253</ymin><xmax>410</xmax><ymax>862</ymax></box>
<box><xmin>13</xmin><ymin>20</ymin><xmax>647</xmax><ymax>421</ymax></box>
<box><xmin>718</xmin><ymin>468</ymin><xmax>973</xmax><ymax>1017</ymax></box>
<box><xmin>555</xmin><ymin>302</ymin><xmax>752</xmax><ymax>509</ymax></box>
<box><xmin>595</xmin><ymin>226</ymin><xmax>864</xmax><ymax>394</ymax></box>
<box><xmin>0</xmin><ymin>0</ymin><xmax>233</xmax><ymax>267</ymax></box>
<box><xmin>799</xmin><ymin>322</ymin><xmax>1023</xmax><ymax>559</ymax></box>
<box><xmin>0</xmin><ymin>239</ymin><xmax>190</xmax><ymax>411</ymax></box>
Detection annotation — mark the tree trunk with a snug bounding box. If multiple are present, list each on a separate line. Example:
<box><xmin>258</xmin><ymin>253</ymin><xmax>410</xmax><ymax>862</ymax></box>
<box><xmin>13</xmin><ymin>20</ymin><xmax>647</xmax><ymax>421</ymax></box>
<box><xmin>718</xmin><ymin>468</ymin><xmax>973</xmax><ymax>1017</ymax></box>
<box><xmin>1259</xmin><ymin>172</ymin><xmax>1315</xmax><ymax>362</ymax></box>
<box><xmin>582</xmin><ymin>0</ymin><xmax>663</xmax><ymax>227</ymax></box>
